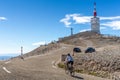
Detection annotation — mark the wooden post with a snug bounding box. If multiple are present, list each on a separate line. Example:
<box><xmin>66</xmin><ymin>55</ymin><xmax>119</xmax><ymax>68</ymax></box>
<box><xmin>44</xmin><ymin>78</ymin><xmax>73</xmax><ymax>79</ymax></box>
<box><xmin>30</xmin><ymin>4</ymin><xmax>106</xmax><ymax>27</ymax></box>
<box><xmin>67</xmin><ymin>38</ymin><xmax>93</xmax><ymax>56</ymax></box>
<box><xmin>61</xmin><ymin>54</ymin><xmax>67</xmax><ymax>62</ymax></box>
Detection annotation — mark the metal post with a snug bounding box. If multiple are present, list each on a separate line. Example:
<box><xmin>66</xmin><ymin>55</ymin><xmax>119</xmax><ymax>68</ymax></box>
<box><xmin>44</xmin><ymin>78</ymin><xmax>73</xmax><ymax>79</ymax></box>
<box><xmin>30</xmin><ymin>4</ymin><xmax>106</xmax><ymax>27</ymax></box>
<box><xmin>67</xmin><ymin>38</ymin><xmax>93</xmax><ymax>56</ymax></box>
<box><xmin>21</xmin><ymin>46</ymin><xmax>24</xmax><ymax>60</ymax></box>
<box><xmin>71</xmin><ymin>27</ymin><xmax>73</xmax><ymax>36</ymax></box>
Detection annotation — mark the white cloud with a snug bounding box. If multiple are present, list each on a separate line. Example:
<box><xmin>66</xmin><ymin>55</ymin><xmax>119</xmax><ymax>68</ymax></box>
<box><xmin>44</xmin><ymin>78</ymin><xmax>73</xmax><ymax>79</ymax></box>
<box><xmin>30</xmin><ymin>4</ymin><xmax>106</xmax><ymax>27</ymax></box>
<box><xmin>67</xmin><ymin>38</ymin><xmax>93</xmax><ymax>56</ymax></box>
<box><xmin>100</xmin><ymin>27</ymin><xmax>106</xmax><ymax>30</ymax></box>
<box><xmin>80</xmin><ymin>29</ymin><xmax>91</xmax><ymax>32</ymax></box>
<box><xmin>32</xmin><ymin>41</ymin><xmax>46</xmax><ymax>46</ymax></box>
<box><xmin>72</xmin><ymin>15</ymin><xmax>91</xmax><ymax>24</ymax></box>
<box><xmin>60</xmin><ymin>14</ymin><xmax>72</xmax><ymax>27</ymax></box>
<box><xmin>101</xmin><ymin>21</ymin><xmax>120</xmax><ymax>30</ymax></box>
<box><xmin>100</xmin><ymin>16</ymin><xmax>120</xmax><ymax>30</ymax></box>
<box><xmin>60</xmin><ymin>14</ymin><xmax>91</xmax><ymax>27</ymax></box>
<box><xmin>0</xmin><ymin>17</ymin><xmax>7</xmax><ymax>21</ymax></box>
<box><xmin>60</xmin><ymin>13</ymin><xmax>120</xmax><ymax>30</ymax></box>
<box><xmin>100</xmin><ymin>16</ymin><xmax>120</xmax><ymax>20</ymax></box>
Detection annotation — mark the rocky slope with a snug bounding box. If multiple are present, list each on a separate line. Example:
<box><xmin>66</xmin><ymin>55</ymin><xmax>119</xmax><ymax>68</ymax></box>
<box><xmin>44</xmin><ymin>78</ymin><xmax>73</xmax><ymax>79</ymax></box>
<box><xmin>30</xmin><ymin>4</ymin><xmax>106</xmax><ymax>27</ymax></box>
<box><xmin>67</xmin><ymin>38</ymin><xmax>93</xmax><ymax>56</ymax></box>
<box><xmin>58</xmin><ymin>31</ymin><xmax>120</xmax><ymax>79</ymax></box>
<box><xmin>16</xmin><ymin>31</ymin><xmax>120</xmax><ymax>79</ymax></box>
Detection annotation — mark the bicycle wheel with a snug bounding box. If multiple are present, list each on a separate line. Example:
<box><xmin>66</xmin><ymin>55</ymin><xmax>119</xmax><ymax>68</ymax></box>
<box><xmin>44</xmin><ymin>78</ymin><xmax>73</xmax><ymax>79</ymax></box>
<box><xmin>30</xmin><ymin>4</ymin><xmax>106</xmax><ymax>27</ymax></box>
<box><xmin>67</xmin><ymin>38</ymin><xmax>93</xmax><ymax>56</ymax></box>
<box><xmin>64</xmin><ymin>64</ymin><xmax>69</xmax><ymax>74</ymax></box>
<box><xmin>70</xmin><ymin>67</ymin><xmax>75</xmax><ymax>76</ymax></box>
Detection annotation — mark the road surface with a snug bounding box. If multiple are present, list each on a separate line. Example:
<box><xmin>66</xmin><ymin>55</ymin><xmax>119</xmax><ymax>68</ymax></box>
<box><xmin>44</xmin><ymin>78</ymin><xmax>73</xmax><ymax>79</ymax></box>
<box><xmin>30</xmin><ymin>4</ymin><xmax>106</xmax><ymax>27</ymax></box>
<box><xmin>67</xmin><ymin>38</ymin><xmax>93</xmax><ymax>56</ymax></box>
<box><xmin>0</xmin><ymin>44</ymin><xmax>110</xmax><ymax>80</ymax></box>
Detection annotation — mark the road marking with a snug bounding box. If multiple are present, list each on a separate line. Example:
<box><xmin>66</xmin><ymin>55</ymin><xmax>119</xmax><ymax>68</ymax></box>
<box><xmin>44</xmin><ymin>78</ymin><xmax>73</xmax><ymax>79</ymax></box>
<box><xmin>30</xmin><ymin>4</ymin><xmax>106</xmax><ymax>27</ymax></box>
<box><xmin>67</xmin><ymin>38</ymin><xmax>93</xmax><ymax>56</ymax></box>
<box><xmin>5</xmin><ymin>61</ymin><xmax>11</xmax><ymax>64</ymax></box>
<box><xmin>3</xmin><ymin>67</ymin><xmax>11</xmax><ymax>73</ymax></box>
<box><xmin>62</xmin><ymin>47</ymin><xmax>66</xmax><ymax>49</ymax></box>
<box><xmin>52</xmin><ymin>61</ymin><xmax>57</xmax><ymax>69</ymax></box>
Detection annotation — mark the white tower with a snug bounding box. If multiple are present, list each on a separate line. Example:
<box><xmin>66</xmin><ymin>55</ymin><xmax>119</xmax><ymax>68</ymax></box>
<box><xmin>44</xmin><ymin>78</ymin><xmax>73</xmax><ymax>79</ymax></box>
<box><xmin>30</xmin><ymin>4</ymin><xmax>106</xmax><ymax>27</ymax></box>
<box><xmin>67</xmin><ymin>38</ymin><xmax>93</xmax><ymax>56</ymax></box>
<box><xmin>91</xmin><ymin>2</ymin><xmax>100</xmax><ymax>34</ymax></box>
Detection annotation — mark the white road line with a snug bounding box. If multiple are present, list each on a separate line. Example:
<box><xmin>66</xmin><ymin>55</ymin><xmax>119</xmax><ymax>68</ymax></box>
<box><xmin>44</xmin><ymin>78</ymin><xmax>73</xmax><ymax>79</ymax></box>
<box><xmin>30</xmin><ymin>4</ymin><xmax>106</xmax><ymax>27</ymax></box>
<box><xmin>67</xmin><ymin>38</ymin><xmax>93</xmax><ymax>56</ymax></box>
<box><xmin>52</xmin><ymin>61</ymin><xmax>57</xmax><ymax>69</ymax></box>
<box><xmin>62</xmin><ymin>47</ymin><xmax>66</xmax><ymax>49</ymax></box>
<box><xmin>3</xmin><ymin>67</ymin><xmax>11</xmax><ymax>73</ymax></box>
<box><xmin>5</xmin><ymin>61</ymin><xmax>11</xmax><ymax>64</ymax></box>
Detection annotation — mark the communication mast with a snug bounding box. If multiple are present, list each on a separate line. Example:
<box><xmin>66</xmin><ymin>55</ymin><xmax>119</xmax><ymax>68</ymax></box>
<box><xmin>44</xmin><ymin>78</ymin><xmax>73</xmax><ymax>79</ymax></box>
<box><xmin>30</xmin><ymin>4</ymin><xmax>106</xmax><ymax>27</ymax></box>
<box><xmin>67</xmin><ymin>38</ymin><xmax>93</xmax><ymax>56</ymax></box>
<box><xmin>71</xmin><ymin>27</ymin><xmax>73</xmax><ymax>36</ymax></box>
<box><xmin>91</xmin><ymin>2</ymin><xmax>100</xmax><ymax>34</ymax></box>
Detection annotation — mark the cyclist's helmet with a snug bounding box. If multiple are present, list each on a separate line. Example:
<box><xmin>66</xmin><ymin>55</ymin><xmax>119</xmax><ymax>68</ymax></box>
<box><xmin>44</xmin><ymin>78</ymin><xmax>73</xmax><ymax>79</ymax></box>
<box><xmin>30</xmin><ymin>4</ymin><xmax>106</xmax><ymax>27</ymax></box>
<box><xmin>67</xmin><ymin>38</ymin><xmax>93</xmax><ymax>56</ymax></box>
<box><xmin>67</xmin><ymin>53</ymin><xmax>70</xmax><ymax>56</ymax></box>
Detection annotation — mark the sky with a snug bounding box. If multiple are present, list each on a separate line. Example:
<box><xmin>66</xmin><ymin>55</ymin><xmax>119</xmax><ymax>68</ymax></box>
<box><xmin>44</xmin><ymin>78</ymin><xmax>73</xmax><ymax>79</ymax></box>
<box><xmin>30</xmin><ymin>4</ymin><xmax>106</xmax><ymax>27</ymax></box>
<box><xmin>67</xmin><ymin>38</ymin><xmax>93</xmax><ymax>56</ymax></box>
<box><xmin>0</xmin><ymin>0</ymin><xmax>120</xmax><ymax>55</ymax></box>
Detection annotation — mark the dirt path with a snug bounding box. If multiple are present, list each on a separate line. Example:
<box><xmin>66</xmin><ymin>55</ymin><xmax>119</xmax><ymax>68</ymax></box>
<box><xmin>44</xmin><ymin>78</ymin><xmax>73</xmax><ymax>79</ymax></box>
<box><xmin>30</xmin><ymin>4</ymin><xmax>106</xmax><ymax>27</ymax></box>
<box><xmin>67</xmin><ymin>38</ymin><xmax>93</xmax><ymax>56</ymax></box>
<box><xmin>0</xmin><ymin>44</ymin><xmax>110</xmax><ymax>80</ymax></box>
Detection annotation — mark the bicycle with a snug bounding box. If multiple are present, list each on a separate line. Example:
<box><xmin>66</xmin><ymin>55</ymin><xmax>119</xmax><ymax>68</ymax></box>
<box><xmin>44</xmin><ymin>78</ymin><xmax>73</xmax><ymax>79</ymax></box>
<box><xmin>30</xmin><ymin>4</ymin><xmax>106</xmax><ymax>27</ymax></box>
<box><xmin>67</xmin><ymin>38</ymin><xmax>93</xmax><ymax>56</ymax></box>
<box><xmin>64</xmin><ymin>63</ymin><xmax>75</xmax><ymax>76</ymax></box>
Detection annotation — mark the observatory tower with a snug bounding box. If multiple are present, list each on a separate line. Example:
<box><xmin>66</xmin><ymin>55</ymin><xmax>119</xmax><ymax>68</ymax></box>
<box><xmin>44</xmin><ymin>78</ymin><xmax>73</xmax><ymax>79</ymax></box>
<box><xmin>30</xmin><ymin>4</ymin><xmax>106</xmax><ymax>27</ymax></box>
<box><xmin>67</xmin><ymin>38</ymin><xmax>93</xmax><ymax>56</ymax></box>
<box><xmin>91</xmin><ymin>2</ymin><xmax>100</xmax><ymax>34</ymax></box>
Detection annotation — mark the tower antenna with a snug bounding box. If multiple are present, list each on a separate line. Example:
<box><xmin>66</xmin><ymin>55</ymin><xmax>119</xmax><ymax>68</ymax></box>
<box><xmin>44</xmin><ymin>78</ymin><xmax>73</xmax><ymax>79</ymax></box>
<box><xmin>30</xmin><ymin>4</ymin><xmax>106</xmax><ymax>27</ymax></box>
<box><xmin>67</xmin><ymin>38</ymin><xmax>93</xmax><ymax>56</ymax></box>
<box><xmin>94</xmin><ymin>2</ymin><xmax>97</xmax><ymax>17</ymax></box>
<box><xmin>71</xmin><ymin>27</ymin><xmax>73</xmax><ymax>36</ymax></box>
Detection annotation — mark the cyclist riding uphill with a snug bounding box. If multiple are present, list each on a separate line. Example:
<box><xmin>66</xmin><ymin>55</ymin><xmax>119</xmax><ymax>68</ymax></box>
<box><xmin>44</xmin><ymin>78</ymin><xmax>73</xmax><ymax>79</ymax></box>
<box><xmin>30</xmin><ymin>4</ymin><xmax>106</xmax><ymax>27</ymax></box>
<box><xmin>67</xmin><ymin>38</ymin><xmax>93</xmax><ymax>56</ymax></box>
<box><xmin>65</xmin><ymin>53</ymin><xmax>74</xmax><ymax>69</ymax></box>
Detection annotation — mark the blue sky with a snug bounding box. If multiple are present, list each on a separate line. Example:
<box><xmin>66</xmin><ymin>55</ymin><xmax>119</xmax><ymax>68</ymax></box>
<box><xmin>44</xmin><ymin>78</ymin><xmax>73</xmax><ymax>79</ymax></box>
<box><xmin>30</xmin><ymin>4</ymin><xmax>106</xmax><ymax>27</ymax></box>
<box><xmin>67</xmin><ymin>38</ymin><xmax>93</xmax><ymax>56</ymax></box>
<box><xmin>0</xmin><ymin>0</ymin><xmax>120</xmax><ymax>55</ymax></box>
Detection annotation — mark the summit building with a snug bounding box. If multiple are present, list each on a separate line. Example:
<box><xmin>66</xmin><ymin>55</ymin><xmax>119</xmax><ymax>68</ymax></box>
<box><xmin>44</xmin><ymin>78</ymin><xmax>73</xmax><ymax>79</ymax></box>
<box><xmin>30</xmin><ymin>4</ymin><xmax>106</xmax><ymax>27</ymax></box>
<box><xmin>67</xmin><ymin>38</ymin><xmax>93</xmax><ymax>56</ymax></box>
<box><xmin>91</xmin><ymin>2</ymin><xmax>100</xmax><ymax>34</ymax></box>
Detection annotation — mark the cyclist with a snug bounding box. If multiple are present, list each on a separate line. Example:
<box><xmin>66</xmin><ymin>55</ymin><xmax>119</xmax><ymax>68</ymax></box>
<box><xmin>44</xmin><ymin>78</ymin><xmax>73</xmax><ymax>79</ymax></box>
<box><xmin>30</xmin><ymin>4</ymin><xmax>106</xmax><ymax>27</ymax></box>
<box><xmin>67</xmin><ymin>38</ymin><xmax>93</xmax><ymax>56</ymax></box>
<box><xmin>65</xmin><ymin>53</ymin><xmax>74</xmax><ymax>69</ymax></box>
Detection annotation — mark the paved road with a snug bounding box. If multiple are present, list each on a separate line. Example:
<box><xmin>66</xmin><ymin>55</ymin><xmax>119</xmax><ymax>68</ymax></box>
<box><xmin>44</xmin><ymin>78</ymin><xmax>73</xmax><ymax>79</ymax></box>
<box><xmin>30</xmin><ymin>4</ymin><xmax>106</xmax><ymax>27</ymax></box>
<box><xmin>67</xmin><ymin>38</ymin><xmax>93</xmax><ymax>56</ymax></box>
<box><xmin>0</xmin><ymin>44</ymin><xmax>110</xmax><ymax>80</ymax></box>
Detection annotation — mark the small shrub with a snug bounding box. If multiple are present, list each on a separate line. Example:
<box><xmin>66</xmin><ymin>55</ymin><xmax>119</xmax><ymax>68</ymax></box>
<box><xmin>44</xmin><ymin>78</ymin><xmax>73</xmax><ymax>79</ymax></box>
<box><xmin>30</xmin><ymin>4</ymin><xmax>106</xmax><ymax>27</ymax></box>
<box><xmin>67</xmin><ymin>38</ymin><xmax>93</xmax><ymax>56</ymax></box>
<box><xmin>57</xmin><ymin>62</ymin><xmax>65</xmax><ymax>68</ymax></box>
<box><xmin>89</xmin><ymin>71</ymin><xmax>99</xmax><ymax>76</ymax></box>
<box><xmin>75</xmin><ymin>69</ymin><xmax>84</xmax><ymax>73</ymax></box>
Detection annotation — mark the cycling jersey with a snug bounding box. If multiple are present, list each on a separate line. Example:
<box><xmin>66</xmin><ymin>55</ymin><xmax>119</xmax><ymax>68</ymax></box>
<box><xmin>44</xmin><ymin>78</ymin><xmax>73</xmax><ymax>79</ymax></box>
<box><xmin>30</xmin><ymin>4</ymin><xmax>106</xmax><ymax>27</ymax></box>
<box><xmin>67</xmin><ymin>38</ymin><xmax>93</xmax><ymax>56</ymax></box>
<box><xmin>66</xmin><ymin>55</ymin><xmax>73</xmax><ymax>62</ymax></box>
